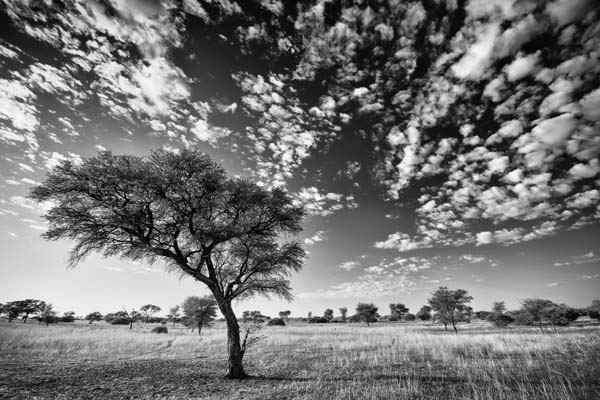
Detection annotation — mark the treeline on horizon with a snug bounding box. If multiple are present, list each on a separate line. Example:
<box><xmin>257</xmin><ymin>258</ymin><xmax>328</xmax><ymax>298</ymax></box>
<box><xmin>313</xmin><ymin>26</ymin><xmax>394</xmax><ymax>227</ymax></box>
<box><xmin>2</xmin><ymin>287</ymin><xmax>600</xmax><ymax>334</ymax></box>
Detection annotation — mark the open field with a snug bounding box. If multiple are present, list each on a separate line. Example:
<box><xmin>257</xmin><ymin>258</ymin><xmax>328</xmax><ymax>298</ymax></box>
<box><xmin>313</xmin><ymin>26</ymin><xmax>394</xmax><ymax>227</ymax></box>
<box><xmin>1</xmin><ymin>320</ymin><xmax>599</xmax><ymax>399</ymax></box>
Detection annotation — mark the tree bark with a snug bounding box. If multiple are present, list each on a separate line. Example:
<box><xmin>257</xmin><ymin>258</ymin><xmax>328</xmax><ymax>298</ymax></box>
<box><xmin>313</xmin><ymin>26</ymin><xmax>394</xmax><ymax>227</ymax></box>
<box><xmin>443</xmin><ymin>322</ymin><xmax>448</xmax><ymax>331</ymax></box>
<box><xmin>198</xmin><ymin>323</ymin><xmax>202</xmax><ymax>335</ymax></box>
<box><xmin>538</xmin><ymin>321</ymin><xmax>545</xmax><ymax>334</ymax></box>
<box><xmin>129</xmin><ymin>320</ymin><xmax>133</xmax><ymax>330</ymax></box>
<box><xmin>220</xmin><ymin>301</ymin><xmax>247</xmax><ymax>379</ymax></box>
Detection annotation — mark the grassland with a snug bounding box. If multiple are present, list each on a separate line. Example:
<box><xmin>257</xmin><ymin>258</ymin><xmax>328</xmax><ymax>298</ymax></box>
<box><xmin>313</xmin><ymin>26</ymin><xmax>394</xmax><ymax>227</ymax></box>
<box><xmin>1</xmin><ymin>320</ymin><xmax>599</xmax><ymax>399</ymax></box>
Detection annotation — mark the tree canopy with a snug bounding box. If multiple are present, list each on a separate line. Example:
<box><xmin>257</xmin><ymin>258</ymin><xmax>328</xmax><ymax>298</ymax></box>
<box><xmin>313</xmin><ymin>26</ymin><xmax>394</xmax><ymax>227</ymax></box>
<box><xmin>428</xmin><ymin>287</ymin><xmax>473</xmax><ymax>334</ymax></box>
<box><xmin>29</xmin><ymin>149</ymin><xmax>306</xmax><ymax>378</ymax></box>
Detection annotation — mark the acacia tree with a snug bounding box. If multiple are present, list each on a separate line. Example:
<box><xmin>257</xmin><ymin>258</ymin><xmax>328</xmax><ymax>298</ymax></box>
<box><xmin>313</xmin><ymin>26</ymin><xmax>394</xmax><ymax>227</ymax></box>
<box><xmin>29</xmin><ymin>149</ymin><xmax>305</xmax><ymax>379</ymax></box>
<box><xmin>12</xmin><ymin>299</ymin><xmax>45</xmax><ymax>323</ymax></box>
<box><xmin>521</xmin><ymin>298</ymin><xmax>555</xmax><ymax>334</ymax></box>
<box><xmin>85</xmin><ymin>312</ymin><xmax>104</xmax><ymax>324</ymax></box>
<box><xmin>323</xmin><ymin>308</ymin><xmax>334</xmax><ymax>322</ymax></box>
<box><xmin>39</xmin><ymin>303</ymin><xmax>56</xmax><ymax>326</ymax></box>
<box><xmin>182</xmin><ymin>295</ymin><xmax>218</xmax><ymax>334</ymax></box>
<box><xmin>428</xmin><ymin>287</ymin><xmax>473</xmax><ymax>334</ymax></box>
<box><xmin>167</xmin><ymin>305</ymin><xmax>181</xmax><ymax>328</ymax></box>
<box><xmin>2</xmin><ymin>302</ymin><xmax>22</xmax><ymax>323</ymax></box>
<box><xmin>140</xmin><ymin>304</ymin><xmax>161</xmax><ymax>323</ymax></box>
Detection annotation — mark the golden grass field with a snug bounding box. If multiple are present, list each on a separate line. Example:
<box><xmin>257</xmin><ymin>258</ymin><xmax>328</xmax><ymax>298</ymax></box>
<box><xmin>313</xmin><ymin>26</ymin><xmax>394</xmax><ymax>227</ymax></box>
<box><xmin>1</xmin><ymin>319</ymin><xmax>599</xmax><ymax>399</ymax></box>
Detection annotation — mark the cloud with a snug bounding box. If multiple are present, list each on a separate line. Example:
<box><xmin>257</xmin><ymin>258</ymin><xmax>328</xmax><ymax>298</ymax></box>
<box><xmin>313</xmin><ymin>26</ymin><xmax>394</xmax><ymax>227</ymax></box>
<box><xmin>338</xmin><ymin>261</ymin><xmax>359</xmax><ymax>271</ymax></box>
<box><xmin>304</xmin><ymin>231</ymin><xmax>327</xmax><ymax>246</ymax></box>
<box><xmin>293</xmin><ymin>187</ymin><xmax>358</xmax><ymax>217</ymax></box>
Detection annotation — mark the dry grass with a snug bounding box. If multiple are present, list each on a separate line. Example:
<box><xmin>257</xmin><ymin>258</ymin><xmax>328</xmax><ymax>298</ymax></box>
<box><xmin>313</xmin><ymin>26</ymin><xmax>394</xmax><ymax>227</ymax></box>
<box><xmin>1</xmin><ymin>320</ymin><xmax>599</xmax><ymax>399</ymax></box>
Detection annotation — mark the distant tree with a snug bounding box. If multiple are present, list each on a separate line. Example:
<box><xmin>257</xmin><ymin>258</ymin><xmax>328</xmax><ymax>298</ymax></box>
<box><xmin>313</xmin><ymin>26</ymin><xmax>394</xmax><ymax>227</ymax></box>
<box><xmin>323</xmin><ymin>308</ymin><xmax>334</xmax><ymax>322</ymax></box>
<box><xmin>308</xmin><ymin>316</ymin><xmax>328</xmax><ymax>323</ymax></box>
<box><xmin>242</xmin><ymin>310</ymin><xmax>266</xmax><ymax>323</ymax></box>
<box><xmin>543</xmin><ymin>304</ymin><xmax>579</xmax><ymax>330</ymax></box>
<box><xmin>339</xmin><ymin>307</ymin><xmax>348</xmax><ymax>322</ymax></box>
<box><xmin>140</xmin><ymin>304</ymin><xmax>162</xmax><ymax>323</ymax></box>
<box><xmin>2</xmin><ymin>302</ymin><xmax>22</xmax><ymax>323</ymax></box>
<box><xmin>61</xmin><ymin>311</ymin><xmax>76</xmax><ymax>323</ymax></box>
<box><xmin>389</xmin><ymin>303</ymin><xmax>409</xmax><ymax>321</ymax></box>
<box><xmin>267</xmin><ymin>318</ymin><xmax>285</xmax><ymax>326</ymax></box>
<box><xmin>307</xmin><ymin>312</ymin><xmax>312</xmax><ymax>320</ymax></box>
<box><xmin>475</xmin><ymin>311</ymin><xmax>492</xmax><ymax>320</ymax></box>
<box><xmin>85</xmin><ymin>312</ymin><xmax>104</xmax><ymax>324</ymax></box>
<box><xmin>117</xmin><ymin>309</ymin><xmax>141</xmax><ymax>330</ymax></box>
<box><xmin>416</xmin><ymin>305</ymin><xmax>432</xmax><ymax>321</ymax></box>
<box><xmin>587</xmin><ymin>299</ymin><xmax>600</xmax><ymax>319</ymax></box>
<box><xmin>355</xmin><ymin>303</ymin><xmax>379</xmax><ymax>326</ymax></box>
<box><xmin>12</xmin><ymin>299</ymin><xmax>45</xmax><ymax>323</ymax></box>
<box><xmin>39</xmin><ymin>303</ymin><xmax>56</xmax><ymax>326</ymax></box>
<box><xmin>520</xmin><ymin>298</ymin><xmax>555</xmax><ymax>333</ymax></box>
<box><xmin>30</xmin><ymin>149</ymin><xmax>305</xmax><ymax>379</ymax></box>
<box><xmin>428</xmin><ymin>287</ymin><xmax>473</xmax><ymax>334</ymax></box>
<box><xmin>278</xmin><ymin>310</ymin><xmax>291</xmax><ymax>321</ymax></box>
<box><xmin>182</xmin><ymin>296</ymin><xmax>218</xmax><ymax>335</ymax></box>
<box><xmin>404</xmin><ymin>313</ymin><xmax>416</xmax><ymax>321</ymax></box>
<box><xmin>488</xmin><ymin>301</ymin><xmax>513</xmax><ymax>328</ymax></box>
<box><xmin>167</xmin><ymin>305</ymin><xmax>181</xmax><ymax>328</ymax></box>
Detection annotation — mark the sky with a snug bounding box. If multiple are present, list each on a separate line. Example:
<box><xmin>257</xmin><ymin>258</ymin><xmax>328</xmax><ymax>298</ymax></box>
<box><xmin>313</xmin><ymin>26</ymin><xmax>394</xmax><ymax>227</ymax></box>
<box><xmin>0</xmin><ymin>0</ymin><xmax>599</xmax><ymax>319</ymax></box>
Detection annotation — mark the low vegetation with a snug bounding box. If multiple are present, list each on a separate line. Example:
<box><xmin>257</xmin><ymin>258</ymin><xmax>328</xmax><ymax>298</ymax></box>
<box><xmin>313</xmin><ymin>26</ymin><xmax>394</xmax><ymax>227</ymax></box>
<box><xmin>1</xmin><ymin>319</ymin><xmax>598</xmax><ymax>399</ymax></box>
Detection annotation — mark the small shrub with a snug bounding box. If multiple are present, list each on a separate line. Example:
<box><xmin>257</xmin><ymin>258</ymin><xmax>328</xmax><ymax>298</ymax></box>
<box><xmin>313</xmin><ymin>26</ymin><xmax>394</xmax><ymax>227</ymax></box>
<box><xmin>267</xmin><ymin>318</ymin><xmax>285</xmax><ymax>326</ymax></box>
<box><xmin>151</xmin><ymin>326</ymin><xmax>168</xmax><ymax>333</ymax></box>
<box><xmin>110</xmin><ymin>317</ymin><xmax>130</xmax><ymax>325</ymax></box>
<box><xmin>308</xmin><ymin>316</ymin><xmax>328</xmax><ymax>323</ymax></box>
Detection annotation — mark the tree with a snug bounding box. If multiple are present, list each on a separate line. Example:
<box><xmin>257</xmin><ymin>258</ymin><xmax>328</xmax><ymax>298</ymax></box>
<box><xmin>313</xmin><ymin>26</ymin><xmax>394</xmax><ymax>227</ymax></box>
<box><xmin>29</xmin><ymin>149</ymin><xmax>305</xmax><ymax>379</ymax></box>
<box><xmin>278</xmin><ymin>310</ymin><xmax>291</xmax><ymax>321</ymax></box>
<box><xmin>85</xmin><ymin>312</ymin><xmax>104</xmax><ymax>324</ymax></box>
<box><xmin>521</xmin><ymin>298</ymin><xmax>555</xmax><ymax>334</ymax></box>
<box><xmin>182</xmin><ymin>296</ymin><xmax>218</xmax><ymax>335</ymax></box>
<box><xmin>543</xmin><ymin>304</ymin><xmax>579</xmax><ymax>330</ymax></box>
<box><xmin>339</xmin><ymin>307</ymin><xmax>348</xmax><ymax>322</ymax></box>
<box><xmin>587</xmin><ymin>299</ymin><xmax>600</xmax><ymax>319</ymax></box>
<box><xmin>39</xmin><ymin>303</ymin><xmax>56</xmax><ymax>326</ymax></box>
<box><xmin>140</xmin><ymin>304</ymin><xmax>162</xmax><ymax>323</ymax></box>
<box><xmin>167</xmin><ymin>305</ymin><xmax>181</xmax><ymax>328</ymax></box>
<box><xmin>2</xmin><ymin>302</ymin><xmax>22</xmax><ymax>323</ymax></box>
<box><xmin>488</xmin><ymin>301</ymin><xmax>513</xmax><ymax>328</ymax></box>
<box><xmin>307</xmin><ymin>312</ymin><xmax>312</xmax><ymax>320</ymax></box>
<box><xmin>61</xmin><ymin>311</ymin><xmax>76</xmax><ymax>322</ymax></box>
<box><xmin>416</xmin><ymin>305</ymin><xmax>432</xmax><ymax>321</ymax></box>
<box><xmin>355</xmin><ymin>303</ymin><xmax>379</xmax><ymax>326</ymax></box>
<box><xmin>323</xmin><ymin>308</ymin><xmax>334</xmax><ymax>322</ymax></box>
<box><xmin>389</xmin><ymin>303</ymin><xmax>409</xmax><ymax>321</ymax></box>
<box><xmin>428</xmin><ymin>287</ymin><xmax>473</xmax><ymax>334</ymax></box>
<box><xmin>12</xmin><ymin>299</ymin><xmax>45</xmax><ymax>323</ymax></box>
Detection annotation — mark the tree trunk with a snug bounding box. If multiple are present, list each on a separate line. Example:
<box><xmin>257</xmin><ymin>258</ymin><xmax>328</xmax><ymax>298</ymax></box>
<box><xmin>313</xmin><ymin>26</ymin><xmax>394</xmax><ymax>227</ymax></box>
<box><xmin>129</xmin><ymin>320</ymin><xmax>133</xmax><ymax>330</ymax></box>
<box><xmin>172</xmin><ymin>319</ymin><xmax>176</xmax><ymax>329</ymax></box>
<box><xmin>220</xmin><ymin>301</ymin><xmax>247</xmax><ymax>379</ymax></box>
<box><xmin>538</xmin><ymin>321</ymin><xmax>545</xmax><ymax>334</ymax></box>
<box><xmin>451</xmin><ymin>315</ymin><xmax>457</xmax><ymax>335</ymax></box>
<box><xmin>443</xmin><ymin>322</ymin><xmax>448</xmax><ymax>331</ymax></box>
<box><xmin>198</xmin><ymin>323</ymin><xmax>202</xmax><ymax>335</ymax></box>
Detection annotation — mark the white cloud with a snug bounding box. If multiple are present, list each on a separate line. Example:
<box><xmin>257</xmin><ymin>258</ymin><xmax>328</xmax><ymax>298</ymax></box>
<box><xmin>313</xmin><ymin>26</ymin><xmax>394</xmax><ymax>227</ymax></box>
<box><xmin>505</xmin><ymin>51</ymin><xmax>540</xmax><ymax>81</ymax></box>
<box><xmin>451</xmin><ymin>22</ymin><xmax>500</xmax><ymax>80</ymax></box>
<box><xmin>304</xmin><ymin>231</ymin><xmax>327</xmax><ymax>246</ymax></box>
<box><xmin>338</xmin><ymin>261</ymin><xmax>359</xmax><ymax>271</ymax></box>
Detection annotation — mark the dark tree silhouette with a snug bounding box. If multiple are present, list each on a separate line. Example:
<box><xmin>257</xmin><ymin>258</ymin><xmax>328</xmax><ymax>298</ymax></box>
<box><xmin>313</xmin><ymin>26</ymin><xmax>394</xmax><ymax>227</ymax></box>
<box><xmin>355</xmin><ymin>303</ymin><xmax>379</xmax><ymax>326</ymax></box>
<box><xmin>29</xmin><ymin>149</ymin><xmax>305</xmax><ymax>379</ymax></box>
<box><xmin>323</xmin><ymin>308</ymin><xmax>334</xmax><ymax>322</ymax></box>
<box><xmin>278</xmin><ymin>310</ymin><xmax>291</xmax><ymax>321</ymax></box>
<box><xmin>416</xmin><ymin>305</ymin><xmax>432</xmax><ymax>321</ymax></box>
<box><xmin>85</xmin><ymin>312</ymin><xmax>104</xmax><ymax>324</ymax></box>
<box><xmin>12</xmin><ymin>299</ymin><xmax>45</xmax><ymax>323</ymax></box>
